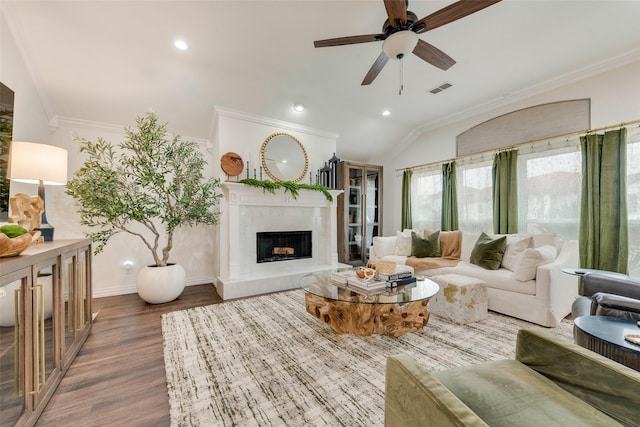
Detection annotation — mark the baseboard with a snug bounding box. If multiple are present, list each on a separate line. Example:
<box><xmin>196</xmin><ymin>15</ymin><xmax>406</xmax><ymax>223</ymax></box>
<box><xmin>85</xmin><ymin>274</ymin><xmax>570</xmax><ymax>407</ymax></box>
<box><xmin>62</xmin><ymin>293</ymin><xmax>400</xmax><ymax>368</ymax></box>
<box><xmin>92</xmin><ymin>275</ymin><xmax>216</xmax><ymax>298</ymax></box>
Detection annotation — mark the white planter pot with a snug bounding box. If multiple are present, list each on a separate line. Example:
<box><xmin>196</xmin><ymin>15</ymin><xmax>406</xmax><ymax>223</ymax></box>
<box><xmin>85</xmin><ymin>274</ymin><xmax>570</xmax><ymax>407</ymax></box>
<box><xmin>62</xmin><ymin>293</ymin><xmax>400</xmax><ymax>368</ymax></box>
<box><xmin>136</xmin><ymin>263</ymin><xmax>186</xmax><ymax>304</ymax></box>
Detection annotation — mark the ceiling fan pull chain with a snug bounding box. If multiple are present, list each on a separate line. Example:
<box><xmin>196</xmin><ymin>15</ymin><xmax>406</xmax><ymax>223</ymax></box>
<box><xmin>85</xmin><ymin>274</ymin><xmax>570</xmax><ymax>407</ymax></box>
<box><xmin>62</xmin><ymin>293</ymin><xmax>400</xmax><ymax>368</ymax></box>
<box><xmin>399</xmin><ymin>57</ymin><xmax>404</xmax><ymax>96</ymax></box>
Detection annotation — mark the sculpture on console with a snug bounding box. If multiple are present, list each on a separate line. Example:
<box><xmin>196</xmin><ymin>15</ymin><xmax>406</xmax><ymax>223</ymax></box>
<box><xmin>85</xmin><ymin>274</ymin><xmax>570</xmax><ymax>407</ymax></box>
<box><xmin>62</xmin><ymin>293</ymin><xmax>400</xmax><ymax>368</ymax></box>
<box><xmin>9</xmin><ymin>192</ymin><xmax>44</xmax><ymax>231</ymax></box>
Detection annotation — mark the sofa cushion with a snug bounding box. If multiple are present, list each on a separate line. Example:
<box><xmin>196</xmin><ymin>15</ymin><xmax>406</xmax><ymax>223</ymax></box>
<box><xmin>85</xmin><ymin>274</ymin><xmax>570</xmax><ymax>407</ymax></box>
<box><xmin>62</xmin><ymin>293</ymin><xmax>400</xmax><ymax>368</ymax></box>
<box><xmin>385</xmin><ymin>355</ymin><xmax>490</xmax><ymax>427</ymax></box>
<box><xmin>434</xmin><ymin>359</ymin><xmax>622</xmax><ymax>427</ymax></box>
<box><xmin>422</xmin><ymin>262</ymin><xmax>537</xmax><ymax>295</ymax></box>
<box><xmin>440</xmin><ymin>230</ymin><xmax>463</xmax><ymax>259</ymax></box>
<box><xmin>377</xmin><ymin>254</ymin><xmax>409</xmax><ymax>265</ymax></box>
<box><xmin>513</xmin><ymin>245</ymin><xmax>557</xmax><ymax>282</ymax></box>
<box><xmin>501</xmin><ymin>235</ymin><xmax>533</xmax><ymax>271</ymax></box>
<box><xmin>470</xmin><ymin>232</ymin><xmax>507</xmax><ymax>270</ymax></box>
<box><xmin>516</xmin><ymin>329</ymin><xmax>640</xmax><ymax>426</ymax></box>
<box><xmin>372</xmin><ymin>236</ymin><xmax>396</xmax><ymax>258</ymax></box>
<box><xmin>411</xmin><ymin>230</ymin><xmax>441</xmax><ymax>258</ymax></box>
<box><xmin>532</xmin><ymin>232</ymin><xmax>558</xmax><ymax>249</ymax></box>
<box><xmin>393</xmin><ymin>230</ymin><xmax>412</xmax><ymax>256</ymax></box>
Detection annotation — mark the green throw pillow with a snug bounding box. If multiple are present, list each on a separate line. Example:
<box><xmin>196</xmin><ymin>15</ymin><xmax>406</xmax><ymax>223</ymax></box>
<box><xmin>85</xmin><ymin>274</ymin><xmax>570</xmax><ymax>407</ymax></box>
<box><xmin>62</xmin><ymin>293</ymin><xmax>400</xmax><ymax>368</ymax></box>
<box><xmin>411</xmin><ymin>230</ymin><xmax>441</xmax><ymax>258</ymax></box>
<box><xmin>470</xmin><ymin>232</ymin><xmax>507</xmax><ymax>270</ymax></box>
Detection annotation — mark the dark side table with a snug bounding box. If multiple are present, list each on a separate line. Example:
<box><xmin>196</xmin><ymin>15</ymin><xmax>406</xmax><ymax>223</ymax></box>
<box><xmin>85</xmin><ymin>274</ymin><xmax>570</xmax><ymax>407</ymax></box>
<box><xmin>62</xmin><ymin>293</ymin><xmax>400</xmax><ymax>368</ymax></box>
<box><xmin>574</xmin><ymin>316</ymin><xmax>640</xmax><ymax>371</ymax></box>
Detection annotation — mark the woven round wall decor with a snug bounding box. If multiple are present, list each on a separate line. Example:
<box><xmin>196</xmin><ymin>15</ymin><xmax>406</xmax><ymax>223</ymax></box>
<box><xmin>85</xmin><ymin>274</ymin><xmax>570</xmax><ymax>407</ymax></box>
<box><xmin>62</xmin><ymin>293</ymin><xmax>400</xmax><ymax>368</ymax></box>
<box><xmin>221</xmin><ymin>152</ymin><xmax>244</xmax><ymax>177</ymax></box>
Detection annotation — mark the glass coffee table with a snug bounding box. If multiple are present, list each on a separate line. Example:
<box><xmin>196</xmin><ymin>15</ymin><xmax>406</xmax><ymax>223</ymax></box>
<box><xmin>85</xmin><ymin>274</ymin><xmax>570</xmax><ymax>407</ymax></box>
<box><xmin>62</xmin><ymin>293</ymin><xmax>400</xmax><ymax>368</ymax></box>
<box><xmin>300</xmin><ymin>270</ymin><xmax>439</xmax><ymax>337</ymax></box>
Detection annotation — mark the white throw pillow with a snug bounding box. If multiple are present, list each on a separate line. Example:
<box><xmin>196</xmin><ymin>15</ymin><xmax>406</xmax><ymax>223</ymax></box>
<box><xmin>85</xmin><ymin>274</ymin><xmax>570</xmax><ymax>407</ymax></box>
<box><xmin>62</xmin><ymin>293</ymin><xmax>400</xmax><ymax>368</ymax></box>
<box><xmin>532</xmin><ymin>233</ymin><xmax>558</xmax><ymax>248</ymax></box>
<box><xmin>372</xmin><ymin>236</ymin><xmax>396</xmax><ymax>258</ymax></box>
<box><xmin>501</xmin><ymin>235</ymin><xmax>533</xmax><ymax>271</ymax></box>
<box><xmin>393</xmin><ymin>231</ymin><xmax>412</xmax><ymax>256</ymax></box>
<box><xmin>513</xmin><ymin>245</ymin><xmax>557</xmax><ymax>282</ymax></box>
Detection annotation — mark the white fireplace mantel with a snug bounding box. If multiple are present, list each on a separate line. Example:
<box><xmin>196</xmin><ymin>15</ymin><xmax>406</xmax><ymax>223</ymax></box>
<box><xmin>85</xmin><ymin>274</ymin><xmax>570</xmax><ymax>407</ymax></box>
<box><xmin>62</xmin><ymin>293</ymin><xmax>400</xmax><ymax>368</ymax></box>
<box><xmin>216</xmin><ymin>182</ymin><xmax>344</xmax><ymax>299</ymax></box>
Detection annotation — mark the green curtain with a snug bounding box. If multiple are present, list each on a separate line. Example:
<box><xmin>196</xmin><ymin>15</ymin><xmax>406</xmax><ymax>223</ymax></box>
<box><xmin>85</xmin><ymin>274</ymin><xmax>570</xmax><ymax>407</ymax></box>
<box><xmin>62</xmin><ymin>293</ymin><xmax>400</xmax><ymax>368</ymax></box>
<box><xmin>401</xmin><ymin>169</ymin><xmax>412</xmax><ymax>230</ymax></box>
<box><xmin>579</xmin><ymin>128</ymin><xmax>628</xmax><ymax>275</ymax></box>
<box><xmin>441</xmin><ymin>161</ymin><xmax>459</xmax><ymax>231</ymax></box>
<box><xmin>492</xmin><ymin>150</ymin><xmax>518</xmax><ymax>234</ymax></box>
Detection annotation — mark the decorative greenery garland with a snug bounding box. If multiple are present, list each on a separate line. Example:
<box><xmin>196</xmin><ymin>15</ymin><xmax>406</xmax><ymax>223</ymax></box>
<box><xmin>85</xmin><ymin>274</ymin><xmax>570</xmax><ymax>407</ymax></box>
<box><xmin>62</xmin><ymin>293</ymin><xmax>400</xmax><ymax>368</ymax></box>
<box><xmin>238</xmin><ymin>178</ymin><xmax>333</xmax><ymax>202</ymax></box>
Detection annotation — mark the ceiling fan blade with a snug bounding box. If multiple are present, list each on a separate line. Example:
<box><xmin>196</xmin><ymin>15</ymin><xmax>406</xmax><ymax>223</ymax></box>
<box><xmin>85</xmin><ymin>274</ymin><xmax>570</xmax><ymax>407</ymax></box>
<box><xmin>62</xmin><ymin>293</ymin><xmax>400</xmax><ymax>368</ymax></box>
<box><xmin>413</xmin><ymin>39</ymin><xmax>456</xmax><ymax>70</ymax></box>
<box><xmin>384</xmin><ymin>0</ymin><xmax>407</xmax><ymax>27</ymax></box>
<box><xmin>414</xmin><ymin>0</ymin><xmax>501</xmax><ymax>34</ymax></box>
<box><xmin>361</xmin><ymin>52</ymin><xmax>389</xmax><ymax>85</ymax></box>
<box><xmin>314</xmin><ymin>34</ymin><xmax>385</xmax><ymax>48</ymax></box>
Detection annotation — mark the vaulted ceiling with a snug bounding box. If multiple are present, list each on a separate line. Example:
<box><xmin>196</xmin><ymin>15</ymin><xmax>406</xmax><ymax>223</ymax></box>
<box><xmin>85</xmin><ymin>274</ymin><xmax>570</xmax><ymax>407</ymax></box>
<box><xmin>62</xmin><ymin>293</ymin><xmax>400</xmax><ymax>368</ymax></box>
<box><xmin>3</xmin><ymin>1</ymin><xmax>640</xmax><ymax>162</ymax></box>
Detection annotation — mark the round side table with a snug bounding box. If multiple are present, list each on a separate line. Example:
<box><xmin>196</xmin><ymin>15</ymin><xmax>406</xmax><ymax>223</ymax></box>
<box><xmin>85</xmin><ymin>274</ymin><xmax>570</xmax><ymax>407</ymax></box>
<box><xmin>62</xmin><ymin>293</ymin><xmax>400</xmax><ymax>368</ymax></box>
<box><xmin>574</xmin><ymin>316</ymin><xmax>640</xmax><ymax>371</ymax></box>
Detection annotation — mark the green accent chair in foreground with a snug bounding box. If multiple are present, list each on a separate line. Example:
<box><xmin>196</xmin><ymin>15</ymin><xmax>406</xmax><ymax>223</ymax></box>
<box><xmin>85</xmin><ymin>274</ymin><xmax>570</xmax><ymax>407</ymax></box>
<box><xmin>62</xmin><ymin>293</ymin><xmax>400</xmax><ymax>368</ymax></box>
<box><xmin>385</xmin><ymin>329</ymin><xmax>640</xmax><ymax>426</ymax></box>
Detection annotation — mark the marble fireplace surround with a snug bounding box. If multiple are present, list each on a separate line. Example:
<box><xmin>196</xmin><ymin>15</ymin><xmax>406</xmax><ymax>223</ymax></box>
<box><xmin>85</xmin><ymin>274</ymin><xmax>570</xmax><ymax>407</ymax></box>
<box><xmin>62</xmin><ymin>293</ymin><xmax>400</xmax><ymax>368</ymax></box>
<box><xmin>216</xmin><ymin>182</ymin><xmax>344</xmax><ymax>299</ymax></box>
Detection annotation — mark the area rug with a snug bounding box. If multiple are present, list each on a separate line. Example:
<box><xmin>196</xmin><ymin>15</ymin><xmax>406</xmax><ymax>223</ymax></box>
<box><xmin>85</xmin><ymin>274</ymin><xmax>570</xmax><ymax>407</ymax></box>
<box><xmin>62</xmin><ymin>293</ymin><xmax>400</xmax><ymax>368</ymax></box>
<box><xmin>162</xmin><ymin>290</ymin><xmax>573</xmax><ymax>427</ymax></box>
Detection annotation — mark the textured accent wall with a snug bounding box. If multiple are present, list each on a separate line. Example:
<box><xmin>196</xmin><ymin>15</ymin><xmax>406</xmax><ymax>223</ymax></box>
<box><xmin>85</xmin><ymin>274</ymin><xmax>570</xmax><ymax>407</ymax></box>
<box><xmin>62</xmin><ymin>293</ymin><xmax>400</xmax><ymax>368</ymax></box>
<box><xmin>456</xmin><ymin>99</ymin><xmax>591</xmax><ymax>157</ymax></box>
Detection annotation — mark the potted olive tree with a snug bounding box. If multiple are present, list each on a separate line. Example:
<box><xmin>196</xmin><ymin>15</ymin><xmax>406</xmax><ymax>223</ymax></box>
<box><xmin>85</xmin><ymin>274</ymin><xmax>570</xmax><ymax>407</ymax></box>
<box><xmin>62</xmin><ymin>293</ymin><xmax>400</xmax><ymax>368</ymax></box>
<box><xmin>66</xmin><ymin>111</ymin><xmax>222</xmax><ymax>303</ymax></box>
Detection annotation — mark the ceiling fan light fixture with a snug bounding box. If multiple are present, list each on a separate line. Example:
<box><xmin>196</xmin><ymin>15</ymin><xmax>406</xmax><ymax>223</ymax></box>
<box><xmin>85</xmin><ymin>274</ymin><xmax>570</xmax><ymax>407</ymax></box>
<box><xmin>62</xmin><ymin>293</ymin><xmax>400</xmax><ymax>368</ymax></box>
<box><xmin>382</xmin><ymin>30</ymin><xmax>418</xmax><ymax>60</ymax></box>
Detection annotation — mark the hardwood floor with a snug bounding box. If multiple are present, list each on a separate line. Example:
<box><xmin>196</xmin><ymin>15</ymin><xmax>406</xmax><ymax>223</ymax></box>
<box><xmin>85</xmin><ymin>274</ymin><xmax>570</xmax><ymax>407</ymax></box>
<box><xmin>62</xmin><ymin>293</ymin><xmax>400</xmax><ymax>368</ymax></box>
<box><xmin>36</xmin><ymin>284</ymin><xmax>222</xmax><ymax>427</ymax></box>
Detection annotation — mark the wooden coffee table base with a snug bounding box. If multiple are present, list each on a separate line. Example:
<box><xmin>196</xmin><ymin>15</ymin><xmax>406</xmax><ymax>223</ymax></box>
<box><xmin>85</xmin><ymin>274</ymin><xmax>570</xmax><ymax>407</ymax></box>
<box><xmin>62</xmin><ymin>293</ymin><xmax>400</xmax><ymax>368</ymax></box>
<box><xmin>304</xmin><ymin>293</ymin><xmax>431</xmax><ymax>337</ymax></box>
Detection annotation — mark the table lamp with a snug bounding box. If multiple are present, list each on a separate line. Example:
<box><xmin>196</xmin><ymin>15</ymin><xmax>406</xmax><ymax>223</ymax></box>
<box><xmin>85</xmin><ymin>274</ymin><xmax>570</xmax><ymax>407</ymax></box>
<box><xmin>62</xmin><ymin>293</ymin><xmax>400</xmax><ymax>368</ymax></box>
<box><xmin>8</xmin><ymin>141</ymin><xmax>68</xmax><ymax>241</ymax></box>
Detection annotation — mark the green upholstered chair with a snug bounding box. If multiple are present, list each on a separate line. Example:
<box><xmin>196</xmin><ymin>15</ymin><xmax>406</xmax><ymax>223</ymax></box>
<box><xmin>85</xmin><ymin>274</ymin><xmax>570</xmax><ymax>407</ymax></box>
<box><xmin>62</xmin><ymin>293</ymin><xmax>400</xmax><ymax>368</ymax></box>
<box><xmin>385</xmin><ymin>329</ymin><xmax>640</xmax><ymax>426</ymax></box>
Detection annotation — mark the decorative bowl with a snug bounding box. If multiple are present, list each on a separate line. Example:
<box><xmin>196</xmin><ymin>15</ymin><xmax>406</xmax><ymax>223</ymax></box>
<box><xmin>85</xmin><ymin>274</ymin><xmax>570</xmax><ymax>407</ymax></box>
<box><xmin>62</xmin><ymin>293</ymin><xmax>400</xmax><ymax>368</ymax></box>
<box><xmin>0</xmin><ymin>232</ymin><xmax>35</xmax><ymax>257</ymax></box>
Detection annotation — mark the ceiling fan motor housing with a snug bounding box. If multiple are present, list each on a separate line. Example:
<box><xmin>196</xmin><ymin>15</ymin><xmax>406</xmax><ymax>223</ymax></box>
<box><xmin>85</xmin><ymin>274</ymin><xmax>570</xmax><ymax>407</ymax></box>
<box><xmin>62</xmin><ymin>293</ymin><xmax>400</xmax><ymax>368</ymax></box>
<box><xmin>383</xmin><ymin>11</ymin><xmax>419</xmax><ymax>34</ymax></box>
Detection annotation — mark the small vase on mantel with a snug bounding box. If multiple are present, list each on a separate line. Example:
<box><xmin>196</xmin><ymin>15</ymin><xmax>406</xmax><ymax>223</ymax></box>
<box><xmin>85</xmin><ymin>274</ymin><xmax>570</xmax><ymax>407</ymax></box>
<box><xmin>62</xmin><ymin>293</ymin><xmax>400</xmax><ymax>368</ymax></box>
<box><xmin>136</xmin><ymin>263</ymin><xmax>186</xmax><ymax>304</ymax></box>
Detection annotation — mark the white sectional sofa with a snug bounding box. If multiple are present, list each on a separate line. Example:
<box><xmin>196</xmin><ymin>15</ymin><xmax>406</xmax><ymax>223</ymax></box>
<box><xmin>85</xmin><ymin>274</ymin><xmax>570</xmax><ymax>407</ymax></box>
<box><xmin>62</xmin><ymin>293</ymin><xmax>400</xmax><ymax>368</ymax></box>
<box><xmin>370</xmin><ymin>231</ymin><xmax>579</xmax><ymax>327</ymax></box>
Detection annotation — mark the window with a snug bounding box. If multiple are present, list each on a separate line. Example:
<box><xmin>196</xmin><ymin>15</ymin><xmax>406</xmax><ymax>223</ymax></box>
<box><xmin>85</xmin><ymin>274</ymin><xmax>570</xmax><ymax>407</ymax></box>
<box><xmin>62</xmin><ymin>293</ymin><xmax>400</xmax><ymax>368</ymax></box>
<box><xmin>517</xmin><ymin>146</ymin><xmax>581</xmax><ymax>240</ymax></box>
<box><xmin>407</xmin><ymin>126</ymin><xmax>638</xmax><ymax>275</ymax></box>
<box><xmin>411</xmin><ymin>169</ymin><xmax>441</xmax><ymax>232</ymax></box>
<box><xmin>457</xmin><ymin>161</ymin><xmax>493</xmax><ymax>234</ymax></box>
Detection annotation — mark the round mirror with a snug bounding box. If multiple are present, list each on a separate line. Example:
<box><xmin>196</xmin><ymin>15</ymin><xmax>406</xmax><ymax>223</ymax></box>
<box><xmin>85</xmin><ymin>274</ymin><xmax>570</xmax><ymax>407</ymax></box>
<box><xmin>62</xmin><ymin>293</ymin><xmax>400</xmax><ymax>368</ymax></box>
<box><xmin>261</xmin><ymin>133</ymin><xmax>308</xmax><ymax>183</ymax></box>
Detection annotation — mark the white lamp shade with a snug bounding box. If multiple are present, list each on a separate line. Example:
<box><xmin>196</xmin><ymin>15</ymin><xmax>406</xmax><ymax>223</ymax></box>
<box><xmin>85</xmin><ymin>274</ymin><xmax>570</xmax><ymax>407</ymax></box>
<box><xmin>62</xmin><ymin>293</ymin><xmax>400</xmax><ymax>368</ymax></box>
<box><xmin>9</xmin><ymin>141</ymin><xmax>68</xmax><ymax>185</ymax></box>
<box><xmin>382</xmin><ymin>30</ymin><xmax>419</xmax><ymax>60</ymax></box>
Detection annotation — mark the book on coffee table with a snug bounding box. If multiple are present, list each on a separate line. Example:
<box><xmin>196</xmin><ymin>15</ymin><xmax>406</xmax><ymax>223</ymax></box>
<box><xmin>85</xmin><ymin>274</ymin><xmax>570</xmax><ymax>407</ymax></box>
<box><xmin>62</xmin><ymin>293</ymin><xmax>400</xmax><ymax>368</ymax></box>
<box><xmin>331</xmin><ymin>270</ymin><xmax>357</xmax><ymax>285</ymax></box>
<box><xmin>386</xmin><ymin>276</ymin><xmax>417</xmax><ymax>287</ymax></box>
<box><xmin>346</xmin><ymin>285</ymin><xmax>388</xmax><ymax>296</ymax></box>
<box><xmin>376</xmin><ymin>271</ymin><xmax>413</xmax><ymax>281</ymax></box>
<box><xmin>347</xmin><ymin>277</ymin><xmax>388</xmax><ymax>290</ymax></box>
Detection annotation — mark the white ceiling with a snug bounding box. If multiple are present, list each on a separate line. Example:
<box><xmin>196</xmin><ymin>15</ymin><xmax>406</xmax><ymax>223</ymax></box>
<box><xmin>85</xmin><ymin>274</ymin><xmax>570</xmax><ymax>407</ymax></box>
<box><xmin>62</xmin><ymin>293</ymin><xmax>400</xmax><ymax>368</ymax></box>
<box><xmin>4</xmin><ymin>0</ymin><xmax>640</xmax><ymax>163</ymax></box>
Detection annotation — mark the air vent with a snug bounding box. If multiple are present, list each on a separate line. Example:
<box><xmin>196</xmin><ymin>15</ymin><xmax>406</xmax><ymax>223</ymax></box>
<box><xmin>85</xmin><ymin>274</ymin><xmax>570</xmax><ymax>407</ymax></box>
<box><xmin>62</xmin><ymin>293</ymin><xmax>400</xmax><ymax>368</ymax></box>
<box><xmin>429</xmin><ymin>82</ymin><xmax>453</xmax><ymax>94</ymax></box>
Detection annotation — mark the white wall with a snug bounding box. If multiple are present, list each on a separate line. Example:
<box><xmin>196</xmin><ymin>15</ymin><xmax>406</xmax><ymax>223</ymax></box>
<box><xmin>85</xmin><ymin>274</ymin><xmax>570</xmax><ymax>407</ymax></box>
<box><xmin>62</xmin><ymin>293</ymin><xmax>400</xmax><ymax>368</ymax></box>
<box><xmin>0</xmin><ymin>13</ymin><xmax>50</xmax><ymax>144</ymax></box>
<box><xmin>46</xmin><ymin>118</ymin><xmax>219</xmax><ymax>297</ymax></box>
<box><xmin>380</xmin><ymin>59</ymin><xmax>640</xmax><ymax>234</ymax></box>
<box><xmin>213</xmin><ymin>107</ymin><xmax>339</xmax><ymax>182</ymax></box>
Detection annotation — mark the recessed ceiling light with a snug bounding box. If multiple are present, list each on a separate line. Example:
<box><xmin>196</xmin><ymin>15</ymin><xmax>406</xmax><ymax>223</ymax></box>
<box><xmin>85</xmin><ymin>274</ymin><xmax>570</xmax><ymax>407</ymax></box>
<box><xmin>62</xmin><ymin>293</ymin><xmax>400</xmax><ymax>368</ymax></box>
<box><xmin>293</xmin><ymin>103</ymin><xmax>305</xmax><ymax>112</ymax></box>
<box><xmin>382</xmin><ymin>110</ymin><xmax>391</xmax><ymax>116</ymax></box>
<box><xmin>174</xmin><ymin>40</ymin><xmax>188</xmax><ymax>50</ymax></box>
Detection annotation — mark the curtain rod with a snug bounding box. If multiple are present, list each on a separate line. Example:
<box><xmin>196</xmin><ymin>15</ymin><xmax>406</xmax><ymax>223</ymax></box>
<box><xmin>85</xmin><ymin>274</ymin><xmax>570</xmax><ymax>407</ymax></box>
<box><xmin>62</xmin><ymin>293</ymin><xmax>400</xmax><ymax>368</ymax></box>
<box><xmin>395</xmin><ymin>118</ymin><xmax>640</xmax><ymax>172</ymax></box>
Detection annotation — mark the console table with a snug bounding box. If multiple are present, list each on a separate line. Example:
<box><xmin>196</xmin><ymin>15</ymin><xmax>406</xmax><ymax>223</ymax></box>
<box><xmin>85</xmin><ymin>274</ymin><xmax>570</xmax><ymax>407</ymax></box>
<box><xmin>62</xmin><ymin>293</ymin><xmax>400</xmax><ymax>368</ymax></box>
<box><xmin>574</xmin><ymin>316</ymin><xmax>640</xmax><ymax>371</ymax></box>
<box><xmin>0</xmin><ymin>239</ymin><xmax>93</xmax><ymax>426</ymax></box>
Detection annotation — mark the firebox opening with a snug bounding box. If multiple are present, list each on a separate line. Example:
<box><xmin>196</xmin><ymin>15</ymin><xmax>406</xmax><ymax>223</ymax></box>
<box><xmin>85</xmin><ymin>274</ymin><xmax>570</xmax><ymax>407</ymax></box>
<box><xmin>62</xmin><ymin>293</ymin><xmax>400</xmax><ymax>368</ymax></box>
<box><xmin>257</xmin><ymin>231</ymin><xmax>312</xmax><ymax>263</ymax></box>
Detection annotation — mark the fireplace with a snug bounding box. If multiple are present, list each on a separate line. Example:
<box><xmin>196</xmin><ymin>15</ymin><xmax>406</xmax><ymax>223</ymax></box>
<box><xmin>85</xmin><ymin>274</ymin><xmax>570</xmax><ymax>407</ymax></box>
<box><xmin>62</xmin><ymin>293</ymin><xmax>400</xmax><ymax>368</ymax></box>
<box><xmin>256</xmin><ymin>231</ymin><xmax>312</xmax><ymax>263</ymax></box>
<box><xmin>217</xmin><ymin>182</ymin><xmax>344</xmax><ymax>300</ymax></box>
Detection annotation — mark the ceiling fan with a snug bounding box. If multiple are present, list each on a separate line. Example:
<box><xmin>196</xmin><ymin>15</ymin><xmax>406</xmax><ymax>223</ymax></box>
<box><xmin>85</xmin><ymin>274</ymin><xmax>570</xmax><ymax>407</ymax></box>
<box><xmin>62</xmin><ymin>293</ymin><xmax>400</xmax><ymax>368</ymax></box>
<box><xmin>314</xmin><ymin>0</ymin><xmax>502</xmax><ymax>86</ymax></box>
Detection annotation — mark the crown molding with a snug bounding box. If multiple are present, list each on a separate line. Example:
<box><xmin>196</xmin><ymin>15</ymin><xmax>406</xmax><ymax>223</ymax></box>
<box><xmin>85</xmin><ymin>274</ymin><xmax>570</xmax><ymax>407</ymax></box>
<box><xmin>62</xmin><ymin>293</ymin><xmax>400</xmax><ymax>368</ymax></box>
<box><xmin>51</xmin><ymin>115</ymin><xmax>211</xmax><ymax>147</ymax></box>
<box><xmin>412</xmin><ymin>49</ymin><xmax>640</xmax><ymax>139</ymax></box>
<box><xmin>51</xmin><ymin>115</ymin><xmax>126</xmax><ymax>134</ymax></box>
<box><xmin>381</xmin><ymin>50</ymin><xmax>640</xmax><ymax>167</ymax></box>
<box><xmin>213</xmin><ymin>106</ymin><xmax>340</xmax><ymax>140</ymax></box>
